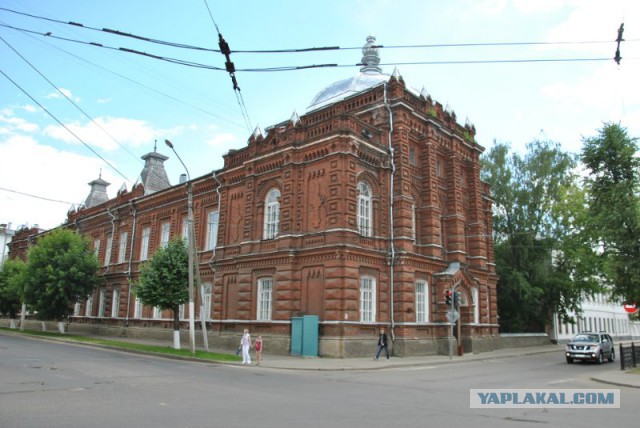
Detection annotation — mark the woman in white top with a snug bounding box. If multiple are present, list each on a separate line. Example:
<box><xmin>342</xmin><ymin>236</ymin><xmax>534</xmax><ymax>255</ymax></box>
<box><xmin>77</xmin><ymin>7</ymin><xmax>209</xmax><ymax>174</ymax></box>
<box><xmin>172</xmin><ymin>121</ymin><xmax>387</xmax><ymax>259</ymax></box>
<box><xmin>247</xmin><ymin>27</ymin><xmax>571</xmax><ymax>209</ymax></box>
<box><xmin>241</xmin><ymin>329</ymin><xmax>252</xmax><ymax>365</ymax></box>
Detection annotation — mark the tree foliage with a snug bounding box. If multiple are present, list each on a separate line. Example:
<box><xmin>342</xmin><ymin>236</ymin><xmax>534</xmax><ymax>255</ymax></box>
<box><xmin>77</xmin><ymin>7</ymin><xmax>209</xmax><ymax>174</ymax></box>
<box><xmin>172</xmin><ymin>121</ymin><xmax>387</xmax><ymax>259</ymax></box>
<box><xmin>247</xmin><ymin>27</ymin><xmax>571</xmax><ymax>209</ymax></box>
<box><xmin>24</xmin><ymin>228</ymin><xmax>101</xmax><ymax>321</ymax></box>
<box><xmin>482</xmin><ymin>139</ymin><xmax>596</xmax><ymax>332</ymax></box>
<box><xmin>134</xmin><ymin>238</ymin><xmax>189</xmax><ymax>332</ymax></box>
<box><xmin>581</xmin><ymin>122</ymin><xmax>640</xmax><ymax>304</ymax></box>
<box><xmin>0</xmin><ymin>258</ymin><xmax>27</xmax><ymax>318</ymax></box>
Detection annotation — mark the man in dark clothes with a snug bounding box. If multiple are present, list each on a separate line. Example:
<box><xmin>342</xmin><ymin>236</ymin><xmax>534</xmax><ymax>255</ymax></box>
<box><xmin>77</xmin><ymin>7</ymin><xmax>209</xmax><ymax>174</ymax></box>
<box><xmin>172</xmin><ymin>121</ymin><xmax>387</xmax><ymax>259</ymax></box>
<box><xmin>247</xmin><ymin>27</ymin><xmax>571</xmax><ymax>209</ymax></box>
<box><xmin>374</xmin><ymin>327</ymin><xmax>389</xmax><ymax>360</ymax></box>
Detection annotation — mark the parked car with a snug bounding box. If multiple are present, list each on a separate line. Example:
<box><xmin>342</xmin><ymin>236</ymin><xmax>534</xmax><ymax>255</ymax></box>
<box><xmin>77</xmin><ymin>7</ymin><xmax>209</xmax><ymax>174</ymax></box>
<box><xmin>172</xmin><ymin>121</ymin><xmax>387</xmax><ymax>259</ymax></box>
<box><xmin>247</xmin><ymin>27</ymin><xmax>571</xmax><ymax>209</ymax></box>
<box><xmin>565</xmin><ymin>332</ymin><xmax>615</xmax><ymax>364</ymax></box>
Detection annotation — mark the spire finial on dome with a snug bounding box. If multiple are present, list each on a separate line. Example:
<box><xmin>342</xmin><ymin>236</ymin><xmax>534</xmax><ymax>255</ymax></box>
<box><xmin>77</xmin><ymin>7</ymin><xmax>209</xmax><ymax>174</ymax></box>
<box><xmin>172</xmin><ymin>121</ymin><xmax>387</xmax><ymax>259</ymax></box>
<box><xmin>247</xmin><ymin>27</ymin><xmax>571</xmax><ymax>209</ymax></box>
<box><xmin>360</xmin><ymin>35</ymin><xmax>382</xmax><ymax>73</ymax></box>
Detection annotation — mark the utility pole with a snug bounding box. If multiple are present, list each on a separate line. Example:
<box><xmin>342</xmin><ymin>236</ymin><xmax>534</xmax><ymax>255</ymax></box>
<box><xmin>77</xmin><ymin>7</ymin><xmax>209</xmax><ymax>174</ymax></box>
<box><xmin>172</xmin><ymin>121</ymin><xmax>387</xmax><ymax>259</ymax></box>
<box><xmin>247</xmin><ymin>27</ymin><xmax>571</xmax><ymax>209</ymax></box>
<box><xmin>165</xmin><ymin>139</ymin><xmax>196</xmax><ymax>354</ymax></box>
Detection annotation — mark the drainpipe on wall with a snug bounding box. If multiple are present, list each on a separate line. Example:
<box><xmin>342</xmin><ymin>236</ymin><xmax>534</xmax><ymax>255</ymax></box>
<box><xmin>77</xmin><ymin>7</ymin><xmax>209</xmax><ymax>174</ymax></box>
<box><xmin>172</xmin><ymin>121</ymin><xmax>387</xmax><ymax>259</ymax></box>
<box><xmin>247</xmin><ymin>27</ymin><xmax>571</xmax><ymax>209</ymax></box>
<box><xmin>383</xmin><ymin>82</ymin><xmax>396</xmax><ymax>343</ymax></box>
<box><xmin>125</xmin><ymin>202</ymin><xmax>137</xmax><ymax>327</ymax></box>
<box><xmin>206</xmin><ymin>172</ymin><xmax>222</xmax><ymax>325</ymax></box>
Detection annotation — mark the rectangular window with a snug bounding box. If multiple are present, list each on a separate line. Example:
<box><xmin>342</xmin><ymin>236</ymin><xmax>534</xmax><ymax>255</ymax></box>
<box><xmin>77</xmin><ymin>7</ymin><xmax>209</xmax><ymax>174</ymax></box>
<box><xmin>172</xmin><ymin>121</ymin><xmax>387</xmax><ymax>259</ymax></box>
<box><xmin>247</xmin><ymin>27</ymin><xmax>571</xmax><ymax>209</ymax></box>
<box><xmin>93</xmin><ymin>239</ymin><xmax>100</xmax><ymax>257</ymax></box>
<box><xmin>257</xmin><ymin>278</ymin><xmax>273</xmax><ymax>321</ymax></box>
<box><xmin>111</xmin><ymin>289</ymin><xmax>120</xmax><ymax>318</ymax></box>
<box><xmin>134</xmin><ymin>297</ymin><xmax>142</xmax><ymax>318</ymax></box>
<box><xmin>412</xmin><ymin>204</ymin><xmax>417</xmax><ymax>242</ymax></box>
<box><xmin>360</xmin><ymin>277</ymin><xmax>376</xmax><ymax>323</ymax></box>
<box><xmin>472</xmin><ymin>288</ymin><xmax>480</xmax><ymax>324</ymax></box>
<box><xmin>160</xmin><ymin>222</ymin><xmax>170</xmax><ymax>247</ymax></box>
<box><xmin>416</xmin><ymin>281</ymin><xmax>428</xmax><ymax>323</ymax></box>
<box><xmin>118</xmin><ymin>232</ymin><xmax>128</xmax><ymax>263</ymax></box>
<box><xmin>98</xmin><ymin>288</ymin><xmax>106</xmax><ymax>317</ymax></box>
<box><xmin>153</xmin><ymin>307</ymin><xmax>163</xmax><ymax>319</ymax></box>
<box><xmin>74</xmin><ymin>302</ymin><xmax>81</xmax><ymax>316</ymax></box>
<box><xmin>85</xmin><ymin>295</ymin><xmax>93</xmax><ymax>317</ymax></box>
<box><xmin>179</xmin><ymin>304</ymin><xmax>185</xmax><ymax>320</ymax></box>
<box><xmin>182</xmin><ymin>218</ymin><xmax>190</xmax><ymax>245</ymax></box>
<box><xmin>206</xmin><ymin>211</ymin><xmax>219</xmax><ymax>251</ymax></box>
<box><xmin>104</xmin><ymin>235</ymin><xmax>112</xmax><ymax>266</ymax></box>
<box><xmin>140</xmin><ymin>227</ymin><xmax>150</xmax><ymax>260</ymax></box>
<box><xmin>202</xmin><ymin>283</ymin><xmax>212</xmax><ymax>321</ymax></box>
<box><xmin>409</xmin><ymin>145</ymin><xmax>416</xmax><ymax>165</ymax></box>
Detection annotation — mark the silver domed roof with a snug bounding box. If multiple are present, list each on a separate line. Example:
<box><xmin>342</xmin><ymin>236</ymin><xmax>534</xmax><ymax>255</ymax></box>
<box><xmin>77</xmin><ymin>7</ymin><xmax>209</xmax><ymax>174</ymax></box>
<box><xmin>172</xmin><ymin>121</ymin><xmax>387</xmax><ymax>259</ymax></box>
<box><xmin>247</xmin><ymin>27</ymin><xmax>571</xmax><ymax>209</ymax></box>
<box><xmin>307</xmin><ymin>36</ymin><xmax>390</xmax><ymax>111</ymax></box>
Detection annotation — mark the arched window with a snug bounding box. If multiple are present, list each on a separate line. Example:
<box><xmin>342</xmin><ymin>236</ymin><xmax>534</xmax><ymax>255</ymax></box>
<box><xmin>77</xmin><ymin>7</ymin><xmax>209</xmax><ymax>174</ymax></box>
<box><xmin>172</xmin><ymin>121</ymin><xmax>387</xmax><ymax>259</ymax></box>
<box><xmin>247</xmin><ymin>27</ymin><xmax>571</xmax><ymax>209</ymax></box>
<box><xmin>263</xmin><ymin>188</ymin><xmax>280</xmax><ymax>239</ymax></box>
<box><xmin>357</xmin><ymin>182</ymin><xmax>372</xmax><ymax>237</ymax></box>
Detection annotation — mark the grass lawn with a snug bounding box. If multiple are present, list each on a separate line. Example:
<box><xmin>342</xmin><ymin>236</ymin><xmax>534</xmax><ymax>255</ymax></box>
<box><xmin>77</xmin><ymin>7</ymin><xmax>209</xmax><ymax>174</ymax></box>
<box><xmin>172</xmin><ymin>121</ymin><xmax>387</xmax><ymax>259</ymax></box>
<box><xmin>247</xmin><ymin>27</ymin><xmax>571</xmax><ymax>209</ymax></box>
<box><xmin>0</xmin><ymin>327</ymin><xmax>242</xmax><ymax>363</ymax></box>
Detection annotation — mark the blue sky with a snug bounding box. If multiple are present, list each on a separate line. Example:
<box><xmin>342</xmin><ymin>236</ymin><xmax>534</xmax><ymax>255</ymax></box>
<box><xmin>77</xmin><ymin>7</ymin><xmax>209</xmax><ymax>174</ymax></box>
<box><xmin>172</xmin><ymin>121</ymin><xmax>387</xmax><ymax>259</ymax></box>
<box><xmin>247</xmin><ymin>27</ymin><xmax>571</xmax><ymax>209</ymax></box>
<box><xmin>1</xmin><ymin>0</ymin><xmax>639</xmax><ymax>229</ymax></box>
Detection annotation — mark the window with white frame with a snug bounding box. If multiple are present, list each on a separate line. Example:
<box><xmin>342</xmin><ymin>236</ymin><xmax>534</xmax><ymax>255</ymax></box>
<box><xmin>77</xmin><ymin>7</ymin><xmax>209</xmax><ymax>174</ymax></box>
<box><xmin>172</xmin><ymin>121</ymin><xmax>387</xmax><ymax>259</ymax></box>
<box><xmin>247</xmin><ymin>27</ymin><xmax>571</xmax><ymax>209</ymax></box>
<box><xmin>360</xmin><ymin>276</ymin><xmax>376</xmax><ymax>323</ymax></box>
<box><xmin>415</xmin><ymin>280</ymin><xmax>428</xmax><ymax>323</ymax></box>
<box><xmin>134</xmin><ymin>297</ymin><xmax>142</xmax><ymax>318</ymax></box>
<box><xmin>104</xmin><ymin>235</ymin><xmax>112</xmax><ymax>266</ymax></box>
<box><xmin>179</xmin><ymin>304</ymin><xmax>185</xmax><ymax>320</ymax></box>
<box><xmin>140</xmin><ymin>227</ymin><xmax>150</xmax><ymax>260</ymax></box>
<box><xmin>118</xmin><ymin>232</ymin><xmax>128</xmax><ymax>263</ymax></box>
<box><xmin>182</xmin><ymin>218</ymin><xmax>190</xmax><ymax>245</ymax></box>
<box><xmin>74</xmin><ymin>302</ymin><xmax>81</xmax><ymax>316</ymax></box>
<box><xmin>153</xmin><ymin>306</ymin><xmax>163</xmax><ymax>319</ymax></box>
<box><xmin>472</xmin><ymin>287</ymin><xmax>479</xmax><ymax>324</ymax></box>
<box><xmin>93</xmin><ymin>239</ymin><xmax>100</xmax><ymax>257</ymax></box>
<box><xmin>160</xmin><ymin>221</ymin><xmax>171</xmax><ymax>247</ymax></box>
<box><xmin>98</xmin><ymin>288</ymin><xmax>106</xmax><ymax>317</ymax></box>
<box><xmin>202</xmin><ymin>283</ymin><xmax>212</xmax><ymax>321</ymax></box>
<box><xmin>357</xmin><ymin>182</ymin><xmax>372</xmax><ymax>237</ymax></box>
<box><xmin>263</xmin><ymin>189</ymin><xmax>280</xmax><ymax>240</ymax></box>
<box><xmin>111</xmin><ymin>289</ymin><xmax>120</xmax><ymax>318</ymax></box>
<box><xmin>206</xmin><ymin>211</ymin><xmax>219</xmax><ymax>251</ymax></box>
<box><xmin>257</xmin><ymin>278</ymin><xmax>273</xmax><ymax>320</ymax></box>
<box><xmin>85</xmin><ymin>295</ymin><xmax>93</xmax><ymax>317</ymax></box>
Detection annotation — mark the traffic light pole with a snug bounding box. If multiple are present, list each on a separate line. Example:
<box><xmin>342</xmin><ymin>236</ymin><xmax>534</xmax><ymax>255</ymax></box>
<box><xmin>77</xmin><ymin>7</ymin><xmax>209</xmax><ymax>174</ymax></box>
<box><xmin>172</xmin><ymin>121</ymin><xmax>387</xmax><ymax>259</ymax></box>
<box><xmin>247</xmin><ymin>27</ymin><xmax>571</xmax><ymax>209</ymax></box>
<box><xmin>448</xmin><ymin>281</ymin><xmax>460</xmax><ymax>360</ymax></box>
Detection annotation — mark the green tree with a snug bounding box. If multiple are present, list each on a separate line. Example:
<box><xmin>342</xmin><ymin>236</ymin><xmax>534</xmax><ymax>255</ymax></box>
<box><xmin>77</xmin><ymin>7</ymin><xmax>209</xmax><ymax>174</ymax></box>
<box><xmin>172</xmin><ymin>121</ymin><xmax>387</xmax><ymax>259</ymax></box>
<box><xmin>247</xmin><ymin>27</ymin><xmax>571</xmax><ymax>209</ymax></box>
<box><xmin>24</xmin><ymin>228</ymin><xmax>101</xmax><ymax>327</ymax></box>
<box><xmin>134</xmin><ymin>238</ymin><xmax>188</xmax><ymax>349</ymax></box>
<box><xmin>482</xmin><ymin>139</ymin><xmax>594</xmax><ymax>333</ymax></box>
<box><xmin>581</xmin><ymin>122</ymin><xmax>640</xmax><ymax>304</ymax></box>
<box><xmin>0</xmin><ymin>258</ymin><xmax>27</xmax><ymax>320</ymax></box>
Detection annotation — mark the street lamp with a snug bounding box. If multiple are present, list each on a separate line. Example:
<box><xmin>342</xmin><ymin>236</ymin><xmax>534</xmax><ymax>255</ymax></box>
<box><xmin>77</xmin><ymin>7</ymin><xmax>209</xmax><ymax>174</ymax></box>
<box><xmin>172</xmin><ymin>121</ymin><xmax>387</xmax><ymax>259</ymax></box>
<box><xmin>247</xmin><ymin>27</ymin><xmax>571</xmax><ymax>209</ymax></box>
<box><xmin>165</xmin><ymin>139</ymin><xmax>196</xmax><ymax>354</ymax></box>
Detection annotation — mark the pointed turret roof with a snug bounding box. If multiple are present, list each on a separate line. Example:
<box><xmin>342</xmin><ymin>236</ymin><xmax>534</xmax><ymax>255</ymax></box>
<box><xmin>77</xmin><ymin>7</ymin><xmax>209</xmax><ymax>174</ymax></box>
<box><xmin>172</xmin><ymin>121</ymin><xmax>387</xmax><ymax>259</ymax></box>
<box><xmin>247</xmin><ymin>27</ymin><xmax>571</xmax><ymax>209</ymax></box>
<box><xmin>140</xmin><ymin>145</ymin><xmax>171</xmax><ymax>195</ymax></box>
<box><xmin>84</xmin><ymin>172</ymin><xmax>110</xmax><ymax>208</ymax></box>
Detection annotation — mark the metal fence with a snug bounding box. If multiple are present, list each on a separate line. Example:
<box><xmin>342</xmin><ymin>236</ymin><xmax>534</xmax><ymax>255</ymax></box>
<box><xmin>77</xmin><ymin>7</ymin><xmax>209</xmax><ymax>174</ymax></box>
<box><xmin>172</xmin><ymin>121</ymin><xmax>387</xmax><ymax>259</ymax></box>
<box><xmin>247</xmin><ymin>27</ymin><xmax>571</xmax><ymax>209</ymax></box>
<box><xmin>620</xmin><ymin>342</ymin><xmax>640</xmax><ymax>370</ymax></box>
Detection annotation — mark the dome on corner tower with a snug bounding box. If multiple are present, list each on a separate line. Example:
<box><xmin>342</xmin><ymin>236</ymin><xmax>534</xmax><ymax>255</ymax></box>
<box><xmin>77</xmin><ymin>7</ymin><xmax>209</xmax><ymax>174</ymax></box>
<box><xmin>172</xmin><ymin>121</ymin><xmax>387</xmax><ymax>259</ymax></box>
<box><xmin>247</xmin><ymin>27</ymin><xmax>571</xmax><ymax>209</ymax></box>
<box><xmin>307</xmin><ymin>36</ymin><xmax>390</xmax><ymax>111</ymax></box>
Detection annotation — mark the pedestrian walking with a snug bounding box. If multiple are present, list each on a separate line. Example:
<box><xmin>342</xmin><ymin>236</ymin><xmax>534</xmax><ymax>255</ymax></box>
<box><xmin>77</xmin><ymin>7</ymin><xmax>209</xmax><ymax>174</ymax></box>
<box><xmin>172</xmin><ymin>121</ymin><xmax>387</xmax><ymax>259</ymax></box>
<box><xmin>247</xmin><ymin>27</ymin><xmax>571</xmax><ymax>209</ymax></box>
<box><xmin>373</xmin><ymin>327</ymin><xmax>389</xmax><ymax>360</ymax></box>
<box><xmin>241</xmin><ymin>328</ymin><xmax>252</xmax><ymax>365</ymax></box>
<box><xmin>255</xmin><ymin>335</ymin><xmax>263</xmax><ymax>366</ymax></box>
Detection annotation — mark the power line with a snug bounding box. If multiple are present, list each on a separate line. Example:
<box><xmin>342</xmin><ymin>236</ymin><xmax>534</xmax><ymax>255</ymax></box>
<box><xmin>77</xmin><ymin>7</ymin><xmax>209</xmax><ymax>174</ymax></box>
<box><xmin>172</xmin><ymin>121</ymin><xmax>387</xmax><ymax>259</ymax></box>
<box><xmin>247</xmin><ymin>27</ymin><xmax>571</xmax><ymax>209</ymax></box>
<box><xmin>2</xmin><ymin>6</ymin><xmax>634</xmax><ymax>55</ymax></box>
<box><xmin>0</xmin><ymin>67</ymin><xmax>133</xmax><ymax>185</ymax></box>
<box><xmin>1</xmin><ymin>22</ymin><xmax>626</xmax><ymax>74</ymax></box>
<box><xmin>0</xmin><ymin>186</ymin><xmax>78</xmax><ymax>205</ymax></box>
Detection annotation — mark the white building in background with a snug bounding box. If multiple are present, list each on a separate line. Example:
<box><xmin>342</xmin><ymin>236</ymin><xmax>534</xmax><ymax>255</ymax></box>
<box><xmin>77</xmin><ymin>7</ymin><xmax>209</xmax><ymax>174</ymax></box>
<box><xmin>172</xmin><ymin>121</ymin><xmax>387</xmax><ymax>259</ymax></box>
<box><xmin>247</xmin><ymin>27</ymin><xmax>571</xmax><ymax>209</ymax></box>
<box><xmin>554</xmin><ymin>291</ymin><xmax>640</xmax><ymax>342</ymax></box>
<box><xmin>0</xmin><ymin>223</ymin><xmax>16</xmax><ymax>269</ymax></box>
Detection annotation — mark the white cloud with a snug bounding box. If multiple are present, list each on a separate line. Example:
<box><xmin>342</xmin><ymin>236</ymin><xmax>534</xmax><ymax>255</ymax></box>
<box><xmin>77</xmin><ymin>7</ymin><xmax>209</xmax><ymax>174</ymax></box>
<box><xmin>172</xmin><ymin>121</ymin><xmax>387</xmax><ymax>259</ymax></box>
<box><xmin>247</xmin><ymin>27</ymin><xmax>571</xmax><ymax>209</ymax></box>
<box><xmin>0</xmin><ymin>135</ymin><xmax>114</xmax><ymax>229</ymax></box>
<box><xmin>22</xmin><ymin>105</ymin><xmax>37</xmax><ymax>113</ymax></box>
<box><xmin>206</xmin><ymin>133</ymin><xmax>237</xmax><ymax>147</ymax></box>
<box><xmin>46</xmin><ymin>88</ymin><xmax>81</xmax><ymax>103</ymax></box>
<box><xmin>43</xmin><ymin>116</ymin><xmax>164</xmax><ymax>151</ymax></box>
<box><xmin>0</xmin><ymin>112</ymin><xmax>40</xmax><ymax>133</ymax></box>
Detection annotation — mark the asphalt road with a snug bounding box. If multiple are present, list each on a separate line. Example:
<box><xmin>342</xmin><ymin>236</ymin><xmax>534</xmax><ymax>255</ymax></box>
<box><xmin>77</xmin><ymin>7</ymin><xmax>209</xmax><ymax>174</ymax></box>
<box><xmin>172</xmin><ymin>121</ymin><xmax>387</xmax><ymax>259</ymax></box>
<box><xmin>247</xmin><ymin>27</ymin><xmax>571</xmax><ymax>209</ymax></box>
<box><xmin>1</xmin><ymin>333</ymin><xmax>637</xmax><ymax>428</ymax></box>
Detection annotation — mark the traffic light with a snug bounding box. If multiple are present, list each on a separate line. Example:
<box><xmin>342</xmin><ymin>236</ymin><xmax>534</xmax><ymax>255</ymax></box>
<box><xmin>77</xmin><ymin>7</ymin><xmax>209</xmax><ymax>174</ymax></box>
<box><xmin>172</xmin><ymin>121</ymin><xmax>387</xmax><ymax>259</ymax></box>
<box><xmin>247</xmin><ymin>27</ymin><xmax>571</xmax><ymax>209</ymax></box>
<box><xmin>445</xmin><ymin>290</ymin><xmax>452</xmax><ymax>306</ymax></box>
<box><xmin>453</xmin><ymin>291</ymin><xmax>461</xmax><ymax>308</ymax></box>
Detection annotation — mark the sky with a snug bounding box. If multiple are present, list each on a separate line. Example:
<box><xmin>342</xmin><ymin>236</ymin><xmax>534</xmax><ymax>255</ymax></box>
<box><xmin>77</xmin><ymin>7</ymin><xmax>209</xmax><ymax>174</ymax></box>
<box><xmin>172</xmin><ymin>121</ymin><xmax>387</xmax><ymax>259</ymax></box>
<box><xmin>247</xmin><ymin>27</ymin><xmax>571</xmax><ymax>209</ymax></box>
<box><xmin>1</xmin><ymin>0</ymin><xmax>639</xmax><ymax>230</ymax></box>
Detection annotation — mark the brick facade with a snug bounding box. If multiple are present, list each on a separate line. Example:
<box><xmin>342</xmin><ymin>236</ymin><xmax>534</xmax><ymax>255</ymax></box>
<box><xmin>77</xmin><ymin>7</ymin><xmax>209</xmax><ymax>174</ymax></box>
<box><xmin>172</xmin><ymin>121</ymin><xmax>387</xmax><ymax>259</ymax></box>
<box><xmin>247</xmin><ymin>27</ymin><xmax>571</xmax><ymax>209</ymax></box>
<box><xmin>9</xmin><ymin>66</ymin><xmax>498</xmax><ymax>357</ymax></box>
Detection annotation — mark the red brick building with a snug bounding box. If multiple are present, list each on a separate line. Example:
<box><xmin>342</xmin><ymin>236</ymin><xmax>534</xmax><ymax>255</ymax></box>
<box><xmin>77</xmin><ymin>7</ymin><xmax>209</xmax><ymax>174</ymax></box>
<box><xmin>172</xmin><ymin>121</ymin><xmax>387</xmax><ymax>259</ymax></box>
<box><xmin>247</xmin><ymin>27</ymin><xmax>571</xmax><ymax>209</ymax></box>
<box><xmin>9</xmin><ymin>37</ymin><xmax>497</xmax><ymax>356</ymax></box>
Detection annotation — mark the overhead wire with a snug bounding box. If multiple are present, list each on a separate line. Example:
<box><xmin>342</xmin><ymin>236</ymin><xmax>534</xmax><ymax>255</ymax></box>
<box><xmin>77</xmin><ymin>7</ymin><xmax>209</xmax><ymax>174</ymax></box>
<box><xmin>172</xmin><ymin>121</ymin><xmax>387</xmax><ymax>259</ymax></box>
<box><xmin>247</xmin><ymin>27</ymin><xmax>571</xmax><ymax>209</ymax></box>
<box><xmin>0</xmin><ymin>186</ymin><xmax>79</xmax><ymax>205</ymax></box>
<box><xmin>0</xmin><ymin>67</ymin><xmax>133</xmax><ymax>185</ymax></box>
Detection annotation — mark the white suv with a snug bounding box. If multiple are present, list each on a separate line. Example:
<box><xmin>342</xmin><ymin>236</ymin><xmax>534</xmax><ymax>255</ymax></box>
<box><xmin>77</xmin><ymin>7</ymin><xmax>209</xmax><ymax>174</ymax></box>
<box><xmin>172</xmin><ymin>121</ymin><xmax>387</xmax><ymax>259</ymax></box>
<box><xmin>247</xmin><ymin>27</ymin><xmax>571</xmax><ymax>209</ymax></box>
<box><xmin>565</xmin><ymin>332</ymin><xmax>615</xmax><ymax>364</ymax></box>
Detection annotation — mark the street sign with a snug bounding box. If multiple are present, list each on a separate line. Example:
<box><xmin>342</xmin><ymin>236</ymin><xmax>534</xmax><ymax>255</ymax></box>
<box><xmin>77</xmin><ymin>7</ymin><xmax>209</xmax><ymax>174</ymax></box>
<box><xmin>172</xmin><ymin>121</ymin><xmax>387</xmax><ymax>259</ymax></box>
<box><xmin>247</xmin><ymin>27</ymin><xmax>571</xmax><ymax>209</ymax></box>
<box><xmin>623</xmin><ymin>303</ymin><xmax>638</xmax><ymax>314</ymax></box>
<box><xmin>446</xmin><ymin>310</ymin><xmax>459</xmax><ymax>323</ymax></box>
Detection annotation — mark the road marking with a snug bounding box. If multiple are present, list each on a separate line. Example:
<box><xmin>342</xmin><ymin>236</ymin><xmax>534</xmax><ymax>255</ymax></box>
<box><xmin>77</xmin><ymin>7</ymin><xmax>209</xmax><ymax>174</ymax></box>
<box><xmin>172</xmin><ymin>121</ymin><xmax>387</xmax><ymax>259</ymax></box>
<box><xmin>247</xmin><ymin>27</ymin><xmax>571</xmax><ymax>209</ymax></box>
<box><xmin>548</xmin><ymin>378</ymin><xmax>574</xmax><ymax>385</ymax></box>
